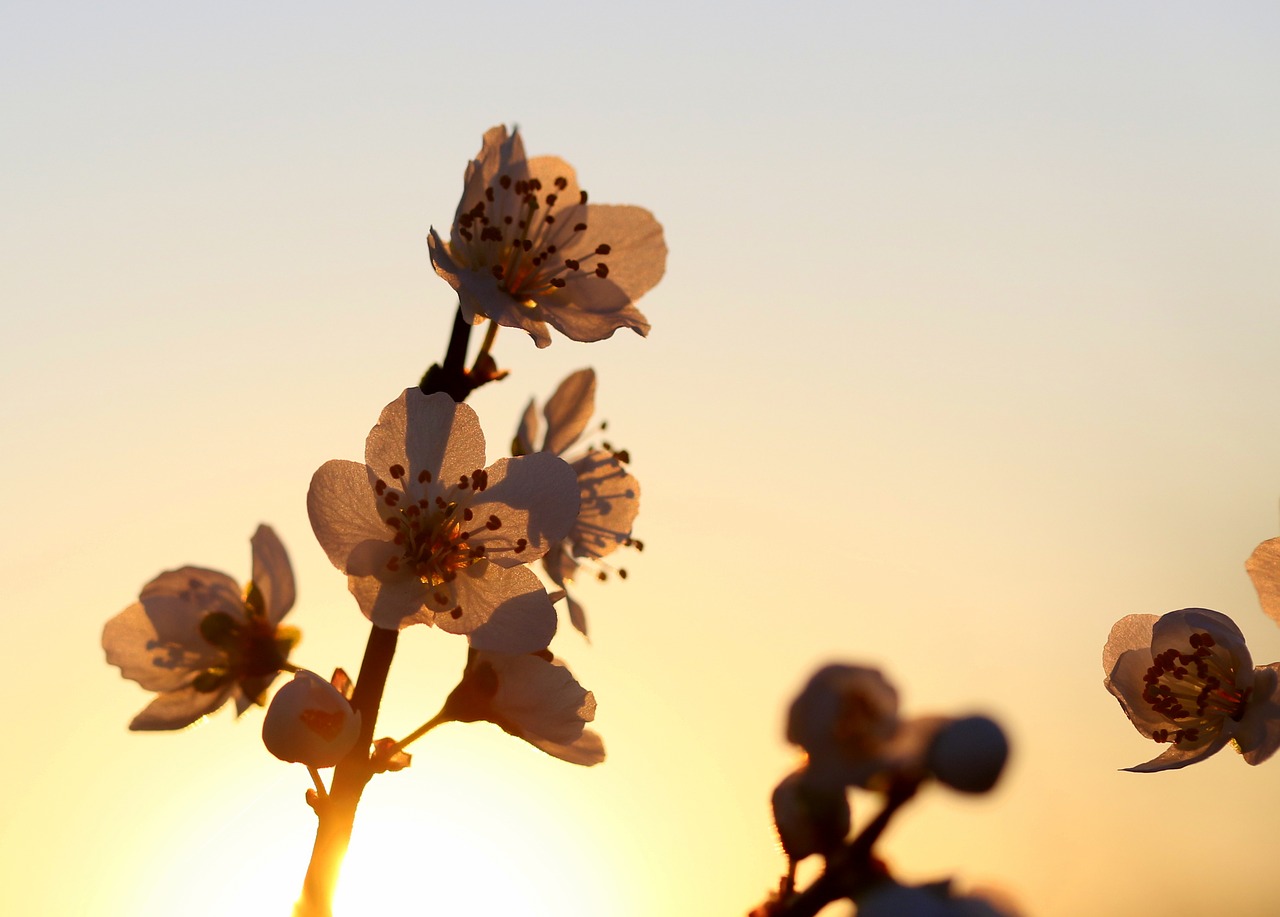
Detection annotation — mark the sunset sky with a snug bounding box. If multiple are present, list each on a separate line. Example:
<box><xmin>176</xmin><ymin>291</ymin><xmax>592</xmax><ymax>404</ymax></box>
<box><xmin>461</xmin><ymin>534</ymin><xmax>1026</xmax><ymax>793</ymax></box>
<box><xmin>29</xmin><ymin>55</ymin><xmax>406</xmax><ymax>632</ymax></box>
<box><xmin>4</xmin><ymin>3</ymin><xmax>1280</xmax><ymax>915</ymax></box>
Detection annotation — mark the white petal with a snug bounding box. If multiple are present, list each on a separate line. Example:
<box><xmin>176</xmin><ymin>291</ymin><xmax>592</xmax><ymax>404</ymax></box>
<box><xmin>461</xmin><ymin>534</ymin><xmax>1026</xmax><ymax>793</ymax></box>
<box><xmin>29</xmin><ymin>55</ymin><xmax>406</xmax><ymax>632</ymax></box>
<box><xmin>489</xmin><ymin>652</ymin><xmax>596</xmax><ymax>744</ymax></box>
<box><xmin>1238</xmin><ymin>663</ymin><xmax>1280</xmax><ymax>764</ymax></box>
<box><xmin>1246</xmin><ymin>537</ymin><xmax>1280</xmax><ymax>627</ymax></box>
<box><xmin>454</xmin><ymin>126</ymin><xmax>529</xmax><ymax>229</ymax></box>
<box><xmin>308</xmin><ymin>459</ymin><xmax>390</xmax><ymax>571</ymax></box>
<box><xmin>469</xmin><ymin>453</ymin><xmax>580</xmax><ymax>564</ymax></box>
<box><xmin>364</xmin><ymin>390</ymin><xmax>486</xmax><ymax>495</ymax></box>
<box><xmin>571</xmin><ymin>451</ymin><xmax>640</xmax><ymax>560</ymax></box>
<box><xmin>1101</xmin><ymin>614</ymin><xmax>1157</xmax><ymax>676</ymax></box>
<box><xmin>103</xmin><ymin>600</ymin><xmax>207</xmax><ymax>692</ymax></box>
<box><xmin>453</xmin><ymin>565</ymin><xmax>557</xmax><ymax>653</ymax></box>
<box><xmin>130</xmin><ymin>684</ymin><xmax>231</xmax><ymax>731</ymax></box>
<box><xmin>541</xmin><ymin>368</ymin><xmax>596</xmax><ymax>456</ymax></box>
<box><xmin>527</xmin><ymin>729</ymin><xmax>605</xmax><ymax>767</ymax></box>
<box><xmin>1152</xmin><ymin>607</ymin><xmax>1252</xmax><ymax>671</ymax></box>
<box><xmin>556</xmin><ymin>203</ymin><xmax>666</xmax><ymax>302</ymax></box>
<box><xmin>515</xmin><ymin>398</ymin><xmax>539</xmax><ymax>456</ymax></box>
<box><xmin>1123</xmin><ymin>732</ymin><xmax>1233</xmax><ymax>772</ymax></box>
<box><xmin>251</xmin><ymin>524</ymin><xmax>295</xmax><ymax>624</ymax></box>
<box><xmin>348</xmin><ymin>571</ymin><xmax>434</xmax><ymax>631</ymax></box>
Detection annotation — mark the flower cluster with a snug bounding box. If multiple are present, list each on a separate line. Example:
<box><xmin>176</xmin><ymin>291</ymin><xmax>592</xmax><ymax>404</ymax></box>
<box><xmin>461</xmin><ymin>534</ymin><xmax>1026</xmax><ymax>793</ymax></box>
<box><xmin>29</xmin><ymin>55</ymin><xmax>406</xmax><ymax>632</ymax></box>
<box><xmin>763</xmin><ymin>663</ymin><xmax>1010</xmax><ymax>915</ymax></box>
<box><xmin>99</xmin><ymin>124</ymin><xmax>663</xmax><ymax>915</ymax></box>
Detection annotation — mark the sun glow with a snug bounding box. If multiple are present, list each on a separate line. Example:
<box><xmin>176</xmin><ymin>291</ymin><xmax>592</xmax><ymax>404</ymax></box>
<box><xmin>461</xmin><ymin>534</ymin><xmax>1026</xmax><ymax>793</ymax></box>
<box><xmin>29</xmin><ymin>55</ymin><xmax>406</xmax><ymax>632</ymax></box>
<box><xmin>330</xmin><ymin>726</ymin><xmax>625</xmax><ymax>917</ymax></box>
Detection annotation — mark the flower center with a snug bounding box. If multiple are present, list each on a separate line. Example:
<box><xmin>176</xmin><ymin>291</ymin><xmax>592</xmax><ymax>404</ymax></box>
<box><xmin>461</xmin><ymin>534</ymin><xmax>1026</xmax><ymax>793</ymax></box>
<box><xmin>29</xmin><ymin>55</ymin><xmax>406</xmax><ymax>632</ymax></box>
<box><xmin>453</xmin><ymin>173</ymin><xmax>613</xmax><ymax>301</ymax></box>
<box><xmin>1141</xmin><ymin>631</ymin><xmax>1251</xmax><ymax>743</ymax></box>
<box><xmin>373</xmin><ymin>463</ymin><xmax>529</xmax><ymax>613</ymax></box>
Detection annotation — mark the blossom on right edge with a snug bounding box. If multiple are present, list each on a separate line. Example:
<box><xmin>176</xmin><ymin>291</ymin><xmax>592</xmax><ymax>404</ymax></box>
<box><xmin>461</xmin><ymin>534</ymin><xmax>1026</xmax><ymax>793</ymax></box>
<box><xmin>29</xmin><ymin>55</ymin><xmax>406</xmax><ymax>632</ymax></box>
<box><xmin>514</xmin><ymin>367</ymin><xmax>640</xmax><ymax>638</ymax></box>
<box><xmin>1103</xmin><ymin>607</ymin><xmax>1280</xmax><ymax>772</ymax></box>
<box><xmin>441</xmin><ymin>649</ymin><xmax>604</xmax><ymax>766</ymax></box>
<box><xmin>428</xmin><ymin>125</ymin><xmax>666</xmax><ymax>349</ymax></box>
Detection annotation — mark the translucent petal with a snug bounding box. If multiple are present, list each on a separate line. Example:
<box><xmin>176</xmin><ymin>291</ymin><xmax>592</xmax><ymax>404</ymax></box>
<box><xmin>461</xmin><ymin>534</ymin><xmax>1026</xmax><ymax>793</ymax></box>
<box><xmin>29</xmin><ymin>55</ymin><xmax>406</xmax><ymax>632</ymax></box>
<box><xmin>250</xmin><ymin>524</ymin><xmax>295</xmax><ymax>624</ymax></box>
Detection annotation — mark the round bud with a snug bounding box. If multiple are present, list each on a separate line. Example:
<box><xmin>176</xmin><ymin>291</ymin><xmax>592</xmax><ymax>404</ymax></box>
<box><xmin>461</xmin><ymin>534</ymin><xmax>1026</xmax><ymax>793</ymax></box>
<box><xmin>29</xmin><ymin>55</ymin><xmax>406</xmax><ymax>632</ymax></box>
<box><xmin>926</xmin><ymin>715</ymin><xmax>1009</xmax><ymax>793</ymax></box>
<box><xmin>262</xmin><ymin>670</ymin><xmax>361</xmax><ymax>768</ymax></box>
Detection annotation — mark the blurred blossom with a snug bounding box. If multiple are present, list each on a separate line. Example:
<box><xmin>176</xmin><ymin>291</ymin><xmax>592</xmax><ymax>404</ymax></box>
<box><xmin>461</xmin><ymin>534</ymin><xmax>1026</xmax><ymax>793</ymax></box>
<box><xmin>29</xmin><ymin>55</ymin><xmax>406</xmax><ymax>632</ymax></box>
<box><xmin>857</xmin><ymin>880</ymin><xmax>1023</xmax><ymax>917</ymax></box>
<box><xmin>442</xmin><ymin>649</ymin><xmax>604</xmax><ymax>766</ymax></box>
<box><xmin>308</xmin><ymin>389</ymin><xmax>578</xmax><ymax>651</ymax></box>
<box><xmin>515</xmin><ymin>367</ymin><xmax>640</xmax><ymax>637</ymax></box>
<box><xmin>1103</xmin><ymin>608</ymin><xmax>1280</xmax><ymax>772</ymax></box>
<box><xmin>262</xmin><ymin>670</ymin><xmax>360</xmax><ymax>768</ymax></box>
<box><xmin>428</xmin><ymin>125</ymin><xmax>666</xmax><ymax>348</ymax></box>
<box><xmin>770</xmin><ymin>768</ymin><xmax>850</xmax><ymax>868</ymax></box>
<box><xmin>103</xmin><ymin>525</ymin><xmax>299</xmax><ymax>730</ymax></box>
<box><xmin>786</xmin><ymin>664</ymin><xmax>901</xmax><ymax>789</ymax></box>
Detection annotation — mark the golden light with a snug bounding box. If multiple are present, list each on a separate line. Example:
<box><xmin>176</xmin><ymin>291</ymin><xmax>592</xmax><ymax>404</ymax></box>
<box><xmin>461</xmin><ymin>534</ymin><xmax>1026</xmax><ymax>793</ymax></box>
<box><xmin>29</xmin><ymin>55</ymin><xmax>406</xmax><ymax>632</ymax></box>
<box><xmin>329</xmin><ymin>725</ymin><xmax>627</xmax><ymax>917</ymax></box>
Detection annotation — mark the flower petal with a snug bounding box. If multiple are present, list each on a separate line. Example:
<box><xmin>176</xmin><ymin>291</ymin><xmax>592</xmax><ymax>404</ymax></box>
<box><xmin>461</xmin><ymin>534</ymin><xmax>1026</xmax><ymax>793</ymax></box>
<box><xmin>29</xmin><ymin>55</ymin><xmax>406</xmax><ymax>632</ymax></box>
<box><xmin>470</xmin><ymin>453</ymin><xmax>580</xmax><ymax>563</ymax></box>
<box><xmin>308</xmin><ymin>459</ymin><xmax>390</xmax><ymax>572</ymax></box>
<box><xmin>364</xmin><ymin>390</ymin><xmax>485</xmax><ymax>496</ymax></box>
<box><xmin>571</xmin><ymin>450</ymin><xmax>639</xmax><ymax>560</ymax></box>
<box><xmin>348</xmin><ymin>570</ymin><xmax>432</xmax><ymax>631</ymax></box>
<box><xmin>103</xmin><ymin>600</ymin><xmax>207</xmax><ymax>692</ymax></box>
<box><xmin>1101</xmin><ymin>613</ymin><xmax>1157</xmax><ymax>676</ymax></box>
<box><xmin>555</xmin><ymin>203</ymin><xmax>666</xmax><ymax>304</ymax></box>
<box><xmin>448</xmin><ymin>564</ymin><xmax>557</xmax><ymax>653</ymax></box>
<box><xmin>541</xmin><ymin>368</ymin><xmax>596</xmax><ymax>456</ymax></box>
<box><xmin>526</xmin><ymin>729</ymin><xmax>605</xmax><ymax>767</ymax></box>
<box><xmin>1246</xmin><ymin>536</ymin><xmax>1280</xmax><ymax>627</ymax></box>
<box><xmin>250</xmin><ymin>524</ymin><xmax>295</xmax><ymax>624</ymax></box>
<box><xmin>1237</xmin><ymin>663</ymin><xmax>1280</xmax><ymax>764</ymax></box>
<box><xmin>453</xmin><ymin>125</ymin><xmax>530</xmax><ymax>228</ymax></box>
<box><xmin>1151</xmin><ymin>607</ymin><xmax>1252</xmax><ymax>671</ymax></box>
<box><xmin>1123</xmin><ymin>732</ymin><xmax>1234</xmax><ymax>772</ymax></box>
<box><xmin>515</xmin><ymin>398</ymin><xmax>539</xmax><ymax>456</ymax></box>
<box><xmin>129</xmin><ymin>684</ymin><xmax>232</xmax><ymax>731</ymax></box>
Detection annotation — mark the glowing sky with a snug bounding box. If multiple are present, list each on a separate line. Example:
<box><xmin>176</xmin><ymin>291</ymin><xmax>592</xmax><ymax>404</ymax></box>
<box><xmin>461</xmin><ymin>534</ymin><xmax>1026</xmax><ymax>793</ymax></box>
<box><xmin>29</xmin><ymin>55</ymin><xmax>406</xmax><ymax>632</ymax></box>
<box><xmin>4</xmin><ymin>3</ymin><xmax>1280</xmax><ymax>915</ymax></box>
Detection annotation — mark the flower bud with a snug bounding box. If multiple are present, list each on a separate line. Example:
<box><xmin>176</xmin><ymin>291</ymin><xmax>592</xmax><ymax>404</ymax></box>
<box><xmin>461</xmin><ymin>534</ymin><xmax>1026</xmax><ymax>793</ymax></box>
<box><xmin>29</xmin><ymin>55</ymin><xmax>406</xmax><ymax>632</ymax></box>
<box><xmin>771</xmin><ymin>768</ymin><xmax>850</xmax><ymax>864</ymax></box>
<box><xmin>926</xmin><ymin>715</ymin><xmax>1009</xmax><ymax>793</ymax></box>
<box><xmin>262</xmin><ymin>670</ymin><xmax>361</xmax><ymax>767</ymax></box>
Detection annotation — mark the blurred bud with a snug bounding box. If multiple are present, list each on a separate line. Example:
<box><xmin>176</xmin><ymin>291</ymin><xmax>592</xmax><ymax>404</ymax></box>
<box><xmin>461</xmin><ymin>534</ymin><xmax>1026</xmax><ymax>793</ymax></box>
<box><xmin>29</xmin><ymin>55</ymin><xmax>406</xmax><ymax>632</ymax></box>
<box><xmin>262</xmin><ymin>670</ymin><xmax>361</xmax><ymax>768</ymax></box>
<box><xmin>787</xmin><ymin>664</ymin><xmax>900</xmax><ymax>789</ymax></box>
<box><xmin>926</xmin><ymin>715</ymin><xmax>1009</xmax><ymax>794</ymax></box>
<box><xmin>771</xmin><ymin>768</ymin><xmax>851</xmax><ymax>865</ymax></box>
<box><xmin>857</xmin><ymin>879</ymin><xmax>1023</xmax><ymax>917</ymax></box>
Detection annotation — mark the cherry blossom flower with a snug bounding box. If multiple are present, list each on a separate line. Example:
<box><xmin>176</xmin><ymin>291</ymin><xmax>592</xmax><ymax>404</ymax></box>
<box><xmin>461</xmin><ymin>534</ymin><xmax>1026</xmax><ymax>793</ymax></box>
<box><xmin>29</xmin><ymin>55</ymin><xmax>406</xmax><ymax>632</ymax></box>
<box><xmin>262</xmin><ymin>670</ymin><xmax>361</xmax><ymax>768</ymax></box>
<box><xmin>428</xmin><ymin>126</ymin><xmax>667</xmax><ymax>349</ymax></box>
<box><xmin>1103</xmin><ymin>607</ymin><xmax>1280</xmax><ymax>772</ymax></box>
<box><xmin>441</xmin><ymin>648</ymin><xmax>604</xmax><ymax>765</ymax></box>
<box><xmin>515</xmin><ymin>367</ymin><xmax>640</xmax><ymax>637</ymax></box>
<box><xmin>307</xmin><ymin>389</ymin><xmax>579</xmax><ymax>652</ymax></box>
<box><xmin>102</xmin><ymin>525</ymin><xmax>299</xmax><ymax>731</ymax></box>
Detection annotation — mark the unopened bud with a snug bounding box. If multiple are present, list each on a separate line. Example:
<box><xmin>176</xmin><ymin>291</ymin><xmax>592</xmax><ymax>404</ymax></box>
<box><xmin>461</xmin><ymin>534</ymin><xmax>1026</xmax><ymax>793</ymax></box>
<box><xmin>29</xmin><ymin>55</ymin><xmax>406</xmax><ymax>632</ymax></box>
<box><xmin>927</xmin><ymin>715</ymin><xmax>1009</xmax><ymax>794</ymax></box>
<box><xmin>262</xmin><ymin>670</ymin><xmax>361</xmax><ymax>768</ymax></box>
